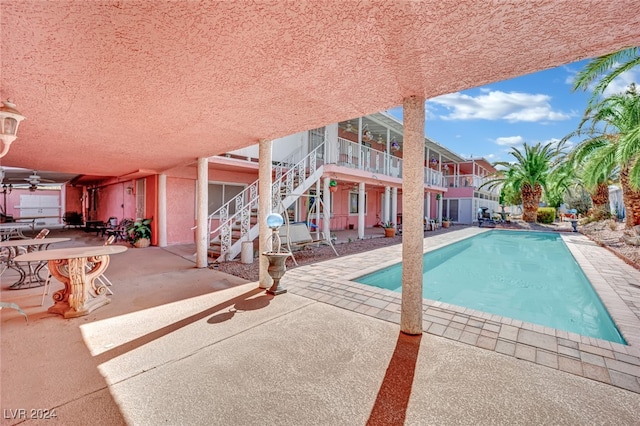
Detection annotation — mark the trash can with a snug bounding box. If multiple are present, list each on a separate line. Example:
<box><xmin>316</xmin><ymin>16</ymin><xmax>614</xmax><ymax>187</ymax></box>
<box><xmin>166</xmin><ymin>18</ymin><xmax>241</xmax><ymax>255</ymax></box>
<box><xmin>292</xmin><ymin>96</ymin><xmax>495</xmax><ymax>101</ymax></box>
<box><xmin>241</xmin><ymin>241</ymin><xmax>253</xmax><ymax>264</ymax></box>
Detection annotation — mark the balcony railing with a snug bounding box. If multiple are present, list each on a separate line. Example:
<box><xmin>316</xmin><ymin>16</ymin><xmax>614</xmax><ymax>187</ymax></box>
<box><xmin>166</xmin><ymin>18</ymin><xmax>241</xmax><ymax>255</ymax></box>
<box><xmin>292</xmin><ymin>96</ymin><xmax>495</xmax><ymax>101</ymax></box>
<box><xmin>336</xmin><ymin>137</ymin><xmax>442</xmax><ymax>185</ymax></box>
<box><xmin>443</xmin><ymin>174</ymin><xmax>499</xmax><ymax>193</ymax></box>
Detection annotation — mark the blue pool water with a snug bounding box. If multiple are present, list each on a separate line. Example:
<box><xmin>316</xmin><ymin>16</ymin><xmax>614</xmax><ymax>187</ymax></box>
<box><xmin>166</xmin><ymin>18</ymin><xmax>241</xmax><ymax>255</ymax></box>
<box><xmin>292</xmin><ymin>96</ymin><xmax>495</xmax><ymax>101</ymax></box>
<box><xmin>356</xmin><ymin>231</ymin><xmax>625</xmax><ymax>344</ymax></box>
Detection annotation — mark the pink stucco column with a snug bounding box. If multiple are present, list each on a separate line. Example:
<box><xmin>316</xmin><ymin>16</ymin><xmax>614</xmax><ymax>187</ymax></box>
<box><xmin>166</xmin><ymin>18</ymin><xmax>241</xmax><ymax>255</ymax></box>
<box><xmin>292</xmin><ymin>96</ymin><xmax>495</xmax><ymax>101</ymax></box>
<box><xmin>258</xmin><ymin>139</ymin><xmax>273</xmax><ymax>289</ymax></box>
<box><xmin>401</xmin><ymin>95</ymin><xmax>425</xmax><ymax>335</ymax></box>
<box><xmin>195</xmin><ymin>157</ymin><xmax>208</xmax><ymax>268</ymax></box>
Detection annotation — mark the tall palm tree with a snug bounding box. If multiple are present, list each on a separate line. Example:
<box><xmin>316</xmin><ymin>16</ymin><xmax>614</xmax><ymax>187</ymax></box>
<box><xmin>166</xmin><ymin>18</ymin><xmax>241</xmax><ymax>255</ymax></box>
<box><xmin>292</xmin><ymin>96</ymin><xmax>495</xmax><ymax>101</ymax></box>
<box><xmin>566</xmin><ymin>85</ymin><xmax>640</xmax><ymax>227</ymax></box>
<box><xmin>573</xmin><ymin>47</ymin><xmax>640</xmax><ymax>107</ymax></box>
<box><xmin>482</xmin><ymin>142</ymin><xmax>560</xmax><ymax>223</ymax></box>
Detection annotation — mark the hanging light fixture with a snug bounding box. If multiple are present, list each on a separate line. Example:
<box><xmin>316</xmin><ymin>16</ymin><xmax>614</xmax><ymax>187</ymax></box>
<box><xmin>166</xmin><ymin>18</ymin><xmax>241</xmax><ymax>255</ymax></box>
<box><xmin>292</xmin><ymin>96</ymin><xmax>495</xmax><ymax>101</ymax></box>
<box><xmin>362</xmin><ymin>124</ymin><xmax>372</xmax><ymax>142</ymax></box>
<box><xmin>0</xmin><ymin>99</ymin><xmax>26</xmax><ymax>158</ymax></box>
<box><xmin>345</xmin><ymin>121</ymin><xmax>355</xmax><ymax>133</ymax></box>
<box><xmin>391</xmin><ymin>137</ymin><xmax>400</xmax><ymax>151</ymax></box>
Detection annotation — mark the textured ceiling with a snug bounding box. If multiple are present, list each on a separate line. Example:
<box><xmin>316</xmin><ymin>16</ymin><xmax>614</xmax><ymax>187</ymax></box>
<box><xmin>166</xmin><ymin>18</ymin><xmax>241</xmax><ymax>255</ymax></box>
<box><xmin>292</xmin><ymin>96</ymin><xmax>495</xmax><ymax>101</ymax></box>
<box><xmin>1</xmin><ymin>1</ymin><xmax>639</xmax><ymax>180</ymax></box>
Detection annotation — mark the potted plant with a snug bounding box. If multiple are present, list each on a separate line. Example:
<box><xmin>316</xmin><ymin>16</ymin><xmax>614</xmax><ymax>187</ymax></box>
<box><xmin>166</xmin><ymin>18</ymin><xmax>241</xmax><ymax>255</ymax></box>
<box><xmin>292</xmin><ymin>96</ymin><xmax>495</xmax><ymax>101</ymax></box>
<box><xmin>329</xmin><ymin>179</ymin><xmax>338</xmax><ymax>193</ymax></box>
<box><xmin>127</xmin><ymin>218</ymin><xmax>152</xmax><ymax>248</ymax></box>
<box><xmin>382</xmin><ymin>221</ymin><xmax>396</xmax><ymax>237</ymax></box>
<box><xmin>442</xmin><ymin>217</ymin><xmax>451</xmax><ymax>228</ymax></box>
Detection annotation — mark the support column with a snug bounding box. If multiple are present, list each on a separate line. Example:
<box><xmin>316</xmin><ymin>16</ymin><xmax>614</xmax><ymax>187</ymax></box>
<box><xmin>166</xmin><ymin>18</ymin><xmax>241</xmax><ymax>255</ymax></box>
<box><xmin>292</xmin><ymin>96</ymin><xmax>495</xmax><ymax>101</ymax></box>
<box><xmin>401</xmin><ymin>95</ymin><xmax>425</xmax><ymax>335</ymax></box>
<box><xmin>195</xmin><ymin>158</ymin><xmax>208</xmax><ymax>268</ymax></box>
<box><xmin>383</xmin><ymin>186</ymin><xmax>391</xmax><ymax>223</ymax></box>
<box><xmin>426</xmin><ymin>193</ymin><xmax>431</xmax><ymax>220</ymax></box>
<box><xmin>358</xmin><ymin>181</ymin><xmax>365</xmax><ymax>239</ymax></box>
<box><xmin>259</xmin><ymin>139</ymin><xmax>274</xmax><ymax>289</ymax></box>
<box><xmin>391</xmin><ymin>187</ymin><xmax>398</xmax><ymax>227</ymax></box>
<box><xmin>323</xmin><ymin>177</ymin><xmax>331</xmax><ymax>240</ymax></box>
<box><xmin>315</xmin><ymin>179</ymin><xmax>321</xmax><ymax>238</ymax></box>
<box><xmin>158</xmin><ymin>173</ymin><xmax>167</xmax><ymax>248</ymax></box>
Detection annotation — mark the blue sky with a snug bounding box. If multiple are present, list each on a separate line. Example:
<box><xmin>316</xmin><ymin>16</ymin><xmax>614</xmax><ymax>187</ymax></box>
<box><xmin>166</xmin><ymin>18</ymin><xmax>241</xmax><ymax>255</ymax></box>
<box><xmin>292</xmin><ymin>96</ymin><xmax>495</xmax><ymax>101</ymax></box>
<box><xmin>386</xmin><ymin>57</ymin><xmax>639</xmax><ymax>164</ymax></box>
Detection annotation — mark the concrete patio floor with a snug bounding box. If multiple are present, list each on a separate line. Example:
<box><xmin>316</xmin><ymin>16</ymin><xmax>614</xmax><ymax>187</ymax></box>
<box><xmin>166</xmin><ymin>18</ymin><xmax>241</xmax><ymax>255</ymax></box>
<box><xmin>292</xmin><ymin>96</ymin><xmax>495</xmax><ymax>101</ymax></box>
<box><xmin>1</xmin><ymin>228</ymin><xmax>639</xmax><ymax>425</ymax></box>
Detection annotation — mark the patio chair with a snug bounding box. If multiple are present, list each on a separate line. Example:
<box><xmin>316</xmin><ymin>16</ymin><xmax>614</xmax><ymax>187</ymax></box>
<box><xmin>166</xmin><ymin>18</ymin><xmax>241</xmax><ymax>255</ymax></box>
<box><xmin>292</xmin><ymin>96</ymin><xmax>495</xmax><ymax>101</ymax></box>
<box><xmin>105</xmin><ymin>218</ymin><xmax>133</xmax><ymax>242</ymax></box>
<box><xmin>14</xmin><ymin>228</ymin><xmax>50</xmax><ymax>288</ymax></box>
<box><xmin>96</xmin><ymin>216</ymin><xmax>118</xmax><ymax>237</ymax></box>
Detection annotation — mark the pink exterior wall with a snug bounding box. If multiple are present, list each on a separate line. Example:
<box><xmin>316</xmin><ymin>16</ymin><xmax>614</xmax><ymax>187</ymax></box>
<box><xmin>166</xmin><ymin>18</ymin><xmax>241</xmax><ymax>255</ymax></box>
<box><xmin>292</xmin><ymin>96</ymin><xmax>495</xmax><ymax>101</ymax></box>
<box><xmin>64</xmin><ymin>186</ymin><xmax>83</xmax><ymax>215</ymax></box>
<box><xmin>94</xmin><ymin>181</ymin><xmax>137</xmax><ymax>223</ymax></box>
<box><xmin>445</xmin><ymin>187</ymin><xmax>474</xmax><ymax>198</ymax></box>
<box><xmin>209</xmin><ymin>168</ymin><xmax>257</xmax><ymax>184</ymax></box>
<box><xmin>327</xmin><ymin>186</ymin><xmax>386</xmax><ymax>230</ymax></box>
<box><xmin>166</xmin><ymin>177</ymin><xmax>196</xmax><ymax>245</ymax></box>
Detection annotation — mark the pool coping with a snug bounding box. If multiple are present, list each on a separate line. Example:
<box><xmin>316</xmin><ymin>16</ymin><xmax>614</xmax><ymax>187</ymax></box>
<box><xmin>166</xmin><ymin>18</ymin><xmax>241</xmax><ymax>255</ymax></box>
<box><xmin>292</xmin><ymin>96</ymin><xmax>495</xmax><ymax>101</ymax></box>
<box><xmin>284</xmin><ymin>227</ymin><xmax>640</xmax><ymax>394</ymax></box>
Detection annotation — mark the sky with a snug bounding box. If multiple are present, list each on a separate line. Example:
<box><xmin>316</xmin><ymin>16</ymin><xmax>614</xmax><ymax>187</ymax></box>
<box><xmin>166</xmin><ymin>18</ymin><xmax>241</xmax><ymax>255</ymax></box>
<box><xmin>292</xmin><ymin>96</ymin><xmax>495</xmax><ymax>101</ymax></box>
<box><xmin>386</xmin><ymin>57</ymin><xmax>639</xmax><ymax>164</ymax></box>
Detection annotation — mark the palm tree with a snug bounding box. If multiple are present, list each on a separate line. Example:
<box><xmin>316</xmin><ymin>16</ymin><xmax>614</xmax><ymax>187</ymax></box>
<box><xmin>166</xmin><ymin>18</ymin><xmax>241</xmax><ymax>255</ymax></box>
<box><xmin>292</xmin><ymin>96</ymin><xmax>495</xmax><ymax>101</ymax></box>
<box><xmin>572</xmin><ymin>47</ymin><xmax>640</xmax><ymax>106</ymax></box>
<box><xmin>566</xmin><ymin>85</ymin><xmax>640</xmax><ymax>227</ymax></box>
<box><xmin>482</xmin><ymin>142</ymin><xmax>561</xmax><ymax>223</ymax></box>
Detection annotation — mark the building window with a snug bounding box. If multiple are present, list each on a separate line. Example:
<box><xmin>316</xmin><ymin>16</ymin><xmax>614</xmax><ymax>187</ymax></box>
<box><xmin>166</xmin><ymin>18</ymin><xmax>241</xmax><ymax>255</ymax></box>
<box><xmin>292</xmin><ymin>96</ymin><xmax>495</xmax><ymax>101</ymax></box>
<box><xmin>208</xmin><ymin>183</ymin><xmax>245</xmax><ymax>216</ymax></box>
<box><xmin>349</xmin><ymin>191</ymin><xmax>367</xmax><ymax>214</ymax></box>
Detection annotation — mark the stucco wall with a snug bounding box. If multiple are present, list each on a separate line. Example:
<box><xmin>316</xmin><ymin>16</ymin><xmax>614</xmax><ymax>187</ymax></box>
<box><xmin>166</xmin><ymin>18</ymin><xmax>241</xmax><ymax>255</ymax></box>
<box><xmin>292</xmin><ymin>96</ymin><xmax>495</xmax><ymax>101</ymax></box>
<box><xmin>64</xmin><ymin>185</ymin><xmax>83</xmax><ymax>215</ymax></box>
<box><xmin>95</xmin><ymin>181</ymin><xmax>137</xmax><ymax>223</ymax></box>
<box><xmin>166</xmin><ymin>176</ymin><xmax>196</xmax><ymax>245</ymax></box>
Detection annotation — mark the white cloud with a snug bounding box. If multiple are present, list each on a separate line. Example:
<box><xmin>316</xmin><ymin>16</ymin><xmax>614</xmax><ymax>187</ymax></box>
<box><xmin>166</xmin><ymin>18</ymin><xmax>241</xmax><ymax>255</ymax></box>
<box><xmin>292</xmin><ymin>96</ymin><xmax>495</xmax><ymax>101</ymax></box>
<box><xmin>495</xmin><ymin>136</ymin><xmax>523</xmax><ymax>146</ymax></box>
<box><xmin>566</xmin><ymin>62</ymin><xmax>639</xmax><ymax>97</ymax></box>
<box><xmin>602</xmin><ymin>69</ymin><xmax>638</xmax><ymax>97</ymax></box>
<box><xmin>429</xmin><ymin>90</ymin><xmax>571</xmax><ymax>122</ymax></box>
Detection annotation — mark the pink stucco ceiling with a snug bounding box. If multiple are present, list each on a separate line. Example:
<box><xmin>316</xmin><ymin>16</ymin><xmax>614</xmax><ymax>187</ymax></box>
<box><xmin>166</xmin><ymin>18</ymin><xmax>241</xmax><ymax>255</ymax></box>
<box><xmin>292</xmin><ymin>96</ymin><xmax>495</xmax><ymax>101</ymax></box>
<box><xmin>1</xmin><ymin>1</ymin><xmax>639</xmax><ymax>179</ymax></box>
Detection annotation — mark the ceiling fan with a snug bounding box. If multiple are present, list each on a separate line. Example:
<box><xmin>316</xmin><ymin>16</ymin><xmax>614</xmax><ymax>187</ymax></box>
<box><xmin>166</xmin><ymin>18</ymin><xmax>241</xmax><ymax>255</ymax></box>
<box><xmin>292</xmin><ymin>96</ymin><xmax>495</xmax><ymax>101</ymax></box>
<box><xmin>24</xmin><ymin>171</ymin><xmax>42</xmax><ymax>185</ymax></box>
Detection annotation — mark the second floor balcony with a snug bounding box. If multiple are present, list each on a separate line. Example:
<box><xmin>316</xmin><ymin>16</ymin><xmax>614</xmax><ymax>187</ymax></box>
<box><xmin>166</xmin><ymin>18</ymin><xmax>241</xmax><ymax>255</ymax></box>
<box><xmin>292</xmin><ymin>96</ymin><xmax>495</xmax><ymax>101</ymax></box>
<box><xmin>334</xmin><ymin>137</ymin><xmax>445</xmax><ymax>187</ymax></box>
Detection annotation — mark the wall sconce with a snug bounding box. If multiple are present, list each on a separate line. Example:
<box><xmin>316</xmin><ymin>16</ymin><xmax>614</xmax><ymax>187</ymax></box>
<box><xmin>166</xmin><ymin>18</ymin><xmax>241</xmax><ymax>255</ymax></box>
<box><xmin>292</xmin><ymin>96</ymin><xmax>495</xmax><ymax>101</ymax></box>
<box><xmin>0</xmin><ymin>99</ymin><xmax>26</xmax><ymax>158</ymax></box>
<box><xmin>126</xmin><ymin>186</ymin><xmax>134</xmax><ymax>195</ymax></box>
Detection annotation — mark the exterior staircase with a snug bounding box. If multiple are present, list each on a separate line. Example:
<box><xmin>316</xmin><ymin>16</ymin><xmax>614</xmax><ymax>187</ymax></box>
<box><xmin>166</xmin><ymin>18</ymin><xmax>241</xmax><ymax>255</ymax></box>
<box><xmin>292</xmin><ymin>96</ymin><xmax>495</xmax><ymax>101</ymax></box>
<box><xmin>207</xmin><ymin>143</ymin><xmax>324</xmax><ymax>262</ymax></box>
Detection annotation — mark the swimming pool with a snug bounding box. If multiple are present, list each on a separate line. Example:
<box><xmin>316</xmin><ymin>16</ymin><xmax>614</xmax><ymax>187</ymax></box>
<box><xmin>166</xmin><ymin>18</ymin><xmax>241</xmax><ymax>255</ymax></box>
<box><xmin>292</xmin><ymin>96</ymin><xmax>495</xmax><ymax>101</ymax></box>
<box><xmin>355</xmin><ymin>230</ymin><xmax>625</xmax><ymax>344</ymax></box>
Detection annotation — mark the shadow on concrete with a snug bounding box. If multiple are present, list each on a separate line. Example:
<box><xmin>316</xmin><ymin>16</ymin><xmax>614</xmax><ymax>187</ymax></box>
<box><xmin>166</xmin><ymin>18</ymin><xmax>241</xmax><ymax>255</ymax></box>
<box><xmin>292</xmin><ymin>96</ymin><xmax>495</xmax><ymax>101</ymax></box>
<box><xmin>367</xmin><ymin>332</ymin><xmax>422</xmax><ymax>426</ymax></box>
<box><xmin>207</xmin><ymin>294</ymin><xmax>273</xmax><ymax>324</ymax></box>
<box><xmin>95</xmin><ymin>287</ymin><xmax>264</xmax><ymax>365</ymax></box>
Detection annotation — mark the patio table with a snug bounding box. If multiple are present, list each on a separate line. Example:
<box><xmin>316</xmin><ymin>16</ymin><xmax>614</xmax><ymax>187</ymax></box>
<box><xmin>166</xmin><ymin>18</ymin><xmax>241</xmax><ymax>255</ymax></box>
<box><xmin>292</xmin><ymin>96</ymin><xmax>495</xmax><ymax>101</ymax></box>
<box><xmin>0</xmin><ymin>237</ymin><xmax>71</xmax><ymax>289</ymax></box>
<box><xmin>14</xmin><ymin>245</ymin><xmax>127</xmax><ymax>318</ymax></box>
<box><xmin>0</xmin><ymin>223</ymin><xmax>32</xmax><ymax>240</ymax></box>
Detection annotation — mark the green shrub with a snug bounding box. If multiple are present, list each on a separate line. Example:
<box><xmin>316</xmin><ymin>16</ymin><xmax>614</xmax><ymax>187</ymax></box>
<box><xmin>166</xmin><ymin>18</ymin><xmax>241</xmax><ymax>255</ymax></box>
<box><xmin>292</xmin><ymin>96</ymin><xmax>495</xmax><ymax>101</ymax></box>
<box><xmin>536</xmin><ymin>207</ymin><xmax>556</xmax><ymax>224</ymax></box>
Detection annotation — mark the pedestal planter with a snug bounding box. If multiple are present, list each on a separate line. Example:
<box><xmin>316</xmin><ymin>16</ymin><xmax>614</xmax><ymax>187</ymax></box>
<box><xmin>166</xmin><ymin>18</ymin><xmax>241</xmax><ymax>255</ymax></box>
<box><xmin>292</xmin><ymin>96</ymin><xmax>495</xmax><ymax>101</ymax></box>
<box><xmin>261</xmin><ymin>251</ymin><xmax>291</xmax><ymax>295</ymax></box>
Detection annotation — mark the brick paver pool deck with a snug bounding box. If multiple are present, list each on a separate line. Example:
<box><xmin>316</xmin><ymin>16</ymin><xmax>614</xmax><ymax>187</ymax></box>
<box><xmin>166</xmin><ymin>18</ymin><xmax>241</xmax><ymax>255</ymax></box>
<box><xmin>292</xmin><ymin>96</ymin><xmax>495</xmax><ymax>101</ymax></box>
<box><xmin>285</xmin><ymin>227</ymin><xmax>640</xmax><ymax>393</ymax></box>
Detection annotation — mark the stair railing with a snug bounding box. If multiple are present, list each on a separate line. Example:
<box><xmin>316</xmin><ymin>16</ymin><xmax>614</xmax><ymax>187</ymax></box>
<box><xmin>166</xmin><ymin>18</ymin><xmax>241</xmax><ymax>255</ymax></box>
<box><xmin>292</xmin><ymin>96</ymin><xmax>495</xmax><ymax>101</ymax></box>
<box><xmin>208</xmin><ymin>141</ymin><xmax>325</xmax><ymax>260</ymax></box>
<box><xmin>207</xmin><ymin>180</ymin><xmax>259</xmax><ymax>258</ymax></box>
<box><xmin>271</xmin><ymin>142</ymin><xmax>324</xmax><ymax>211</ymax></box>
